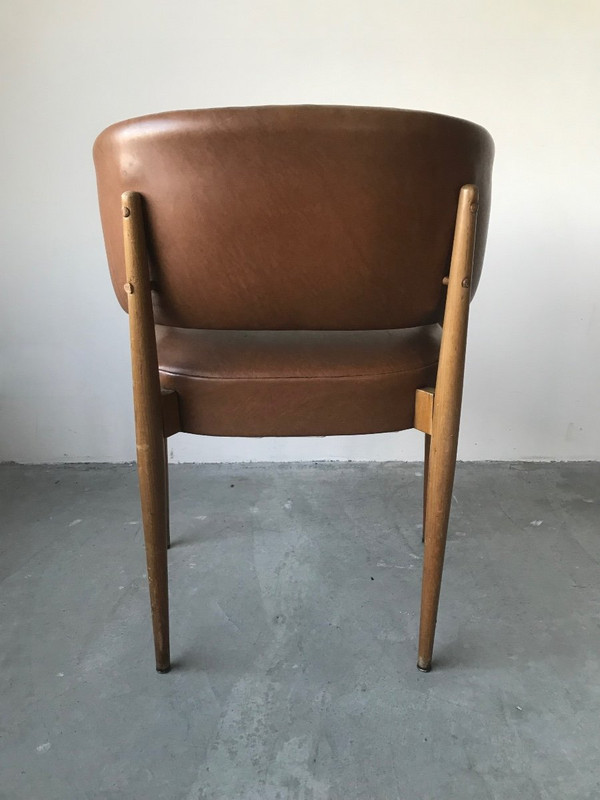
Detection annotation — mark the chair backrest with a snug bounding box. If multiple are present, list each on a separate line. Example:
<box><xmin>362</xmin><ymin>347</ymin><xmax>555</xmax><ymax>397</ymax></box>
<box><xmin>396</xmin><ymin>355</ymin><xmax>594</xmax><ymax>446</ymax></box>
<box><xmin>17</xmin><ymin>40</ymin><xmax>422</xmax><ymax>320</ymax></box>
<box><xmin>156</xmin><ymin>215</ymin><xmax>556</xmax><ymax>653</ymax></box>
<box><xmin>94</xmin><ymin>106</ymin><xmax>493</xmax><ymax>330</ymax></box>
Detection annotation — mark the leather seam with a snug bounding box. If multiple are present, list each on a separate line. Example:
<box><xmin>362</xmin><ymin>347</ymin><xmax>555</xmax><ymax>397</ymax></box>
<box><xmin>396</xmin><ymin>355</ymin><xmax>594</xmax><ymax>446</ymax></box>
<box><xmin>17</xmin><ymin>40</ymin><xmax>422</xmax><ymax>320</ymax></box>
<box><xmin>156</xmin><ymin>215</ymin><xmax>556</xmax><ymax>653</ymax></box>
<box><xmin>158</xmin><ymin>361</ymin><xmax>439</xmax><ymax>381</ymax></box>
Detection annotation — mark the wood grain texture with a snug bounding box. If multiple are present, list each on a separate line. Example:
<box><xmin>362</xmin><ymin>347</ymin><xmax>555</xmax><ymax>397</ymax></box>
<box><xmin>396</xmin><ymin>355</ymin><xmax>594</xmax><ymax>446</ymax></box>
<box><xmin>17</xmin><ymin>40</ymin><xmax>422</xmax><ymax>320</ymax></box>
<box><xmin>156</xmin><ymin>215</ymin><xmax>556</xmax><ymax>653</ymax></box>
<box><xmin>417</xmin><ymin>184</ymin><xmax>479</xmax><ymax>672</ymax></box>
<box><xmin>161</xmin><ymin>388</ymin><xmax>181</xmax><ymax>438</ymax></box>
<box><xmin>414</xmin><ymin>387</ymin><xmax>435</xmax><ymax>435</ymax></box>
<box><xmin>122</xmin><ymin>191</ymin><xmax>170</xmax><ymax>673</ymax></box>
<box><xmin>422</xmin><ymin>433</ymin><xmax>431</xmax><ymax>545</ymax></box>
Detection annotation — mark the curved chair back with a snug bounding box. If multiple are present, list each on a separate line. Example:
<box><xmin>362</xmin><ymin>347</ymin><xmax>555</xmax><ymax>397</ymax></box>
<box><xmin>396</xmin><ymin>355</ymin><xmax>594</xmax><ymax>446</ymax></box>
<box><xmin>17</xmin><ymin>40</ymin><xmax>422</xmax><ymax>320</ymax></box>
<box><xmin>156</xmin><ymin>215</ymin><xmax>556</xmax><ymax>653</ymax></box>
<box><xmin>94</xmin><ymin>105</ymin><xmax>493</xmax><ymax>331</ymax></box>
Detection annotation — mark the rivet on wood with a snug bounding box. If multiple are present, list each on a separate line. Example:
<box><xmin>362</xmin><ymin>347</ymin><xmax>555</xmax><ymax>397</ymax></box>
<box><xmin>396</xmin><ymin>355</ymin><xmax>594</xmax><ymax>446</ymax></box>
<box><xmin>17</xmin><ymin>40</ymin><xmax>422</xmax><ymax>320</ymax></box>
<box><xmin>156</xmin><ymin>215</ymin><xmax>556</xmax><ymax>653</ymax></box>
<box><xmin>461</xmin><ymin>278</ymin><xmax>471</xmax><ymax>288</ymax></box>
<box><xmin>442</xmin><ymin>276</ymin><xmax>449</xmax><ymax>285</ymax></box>
<box><xmin>124</xmin><ymin>282</ymin><xmax>134</xmax><ymax>294</ymax></box>
<box><xmin>470</xmin><ymin>202</ymin><xmax>478</xmax><ymax>213</ymax></box>
<box><xmin>123</xmin><ymin>207</ymin><xmax>131</xmax><ymax>218</ymax></box>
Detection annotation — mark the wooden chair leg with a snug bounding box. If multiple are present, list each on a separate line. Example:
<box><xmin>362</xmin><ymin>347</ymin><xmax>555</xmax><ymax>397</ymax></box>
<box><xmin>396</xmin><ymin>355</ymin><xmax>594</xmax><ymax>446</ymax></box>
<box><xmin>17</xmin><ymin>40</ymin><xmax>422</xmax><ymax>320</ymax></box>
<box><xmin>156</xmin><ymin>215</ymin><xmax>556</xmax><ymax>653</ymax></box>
<box><xmin>137</xmin><ymin>432</ymin><xmax>170</xmax><ymax>672</ymax></box>
<box><xmin>418</xmin><ymin>429</ymin><xmax>459</xmax><ymax>671</ymax></box>
<box><xmin>422</xmin><ymin>434</ymin><xmax>430</xmax><ymax>544</ymax></box>
<box><xmin>163</xmin><ymin>437</ymin><xmax>171</xmax><ymax>550</ymax></box>
<box><xmin>417</xmin><ymin>185</ymin><xmax>479</xmax><ymax>672</ymax></box>
<box><xmin>122</xmin><ymin>190</ymin><xmax>170</xmax><ymax>673</ymax></box>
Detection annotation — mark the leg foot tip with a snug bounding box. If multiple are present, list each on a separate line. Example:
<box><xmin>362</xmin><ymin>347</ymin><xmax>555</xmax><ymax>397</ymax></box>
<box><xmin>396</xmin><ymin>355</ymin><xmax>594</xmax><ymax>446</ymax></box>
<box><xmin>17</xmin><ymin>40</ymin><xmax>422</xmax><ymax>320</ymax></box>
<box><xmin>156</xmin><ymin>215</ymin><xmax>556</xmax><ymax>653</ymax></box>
<box><xmin>156</xmin><ymin>665</ymin><xmax>171</xmax><ymax>674</ymax></box>
<box><xmin>417</xmin><ymin>660</ymin><xmax>432</xmax><ymax>673</ymax></box>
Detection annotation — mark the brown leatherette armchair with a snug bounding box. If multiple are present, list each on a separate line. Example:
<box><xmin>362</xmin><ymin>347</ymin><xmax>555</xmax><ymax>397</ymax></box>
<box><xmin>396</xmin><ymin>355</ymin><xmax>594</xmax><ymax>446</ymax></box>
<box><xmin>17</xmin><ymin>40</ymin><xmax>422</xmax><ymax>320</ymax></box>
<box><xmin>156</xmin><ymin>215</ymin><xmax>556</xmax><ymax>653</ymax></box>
<box><xmin>93</xmin><ymin>106</ymin><xmax>494</xmax><ymax>673</ymax></box>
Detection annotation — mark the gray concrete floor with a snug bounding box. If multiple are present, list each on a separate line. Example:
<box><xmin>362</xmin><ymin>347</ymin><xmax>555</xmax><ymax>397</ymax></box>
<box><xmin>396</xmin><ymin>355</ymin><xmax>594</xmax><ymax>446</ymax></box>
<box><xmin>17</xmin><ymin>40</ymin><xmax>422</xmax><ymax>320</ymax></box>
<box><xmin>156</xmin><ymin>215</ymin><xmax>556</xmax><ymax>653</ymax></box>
<box><xmin>1</xmin><ymin>462</ymin><xmax>599</xmax><ymax>800</ymax></box>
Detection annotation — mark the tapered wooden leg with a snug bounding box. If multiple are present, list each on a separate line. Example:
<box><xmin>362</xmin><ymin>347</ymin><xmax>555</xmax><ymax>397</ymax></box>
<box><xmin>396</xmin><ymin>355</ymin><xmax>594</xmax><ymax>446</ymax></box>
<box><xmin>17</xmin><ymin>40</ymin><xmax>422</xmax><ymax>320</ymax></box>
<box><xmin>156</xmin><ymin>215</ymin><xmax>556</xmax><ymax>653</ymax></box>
<box><xmin>122</xmin><ymin>191</ymin><xmax>170</xmax><ymax>673</ymax></box>
<box><xmin>417</xmin><ymin>431</ymin><xmax>459</xmax><ymax>672</ymax></box>
<box><xmin>137</xmin><ymin>431</ymin><xmax>170</xmax><ymax>672</ymax></box>
<box><xmin>417</xmin><ymin>185</ymin><xmax>479</xmax><ymax>673</ymax></box>
<box><xmin>422</xmin><ymin>434</ymin><xmax>430</xmax><ymax>544</ymax></box>
<box><xmin>163</xmin><ymin>437</ymin><xmax>171</xmax><ymax>550</ymax></box>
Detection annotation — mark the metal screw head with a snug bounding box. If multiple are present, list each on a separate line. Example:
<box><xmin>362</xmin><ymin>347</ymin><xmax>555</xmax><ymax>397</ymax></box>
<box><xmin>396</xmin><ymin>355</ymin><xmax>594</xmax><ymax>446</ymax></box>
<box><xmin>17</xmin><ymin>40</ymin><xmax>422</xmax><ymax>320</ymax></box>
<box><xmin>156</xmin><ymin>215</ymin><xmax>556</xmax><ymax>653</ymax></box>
<box><xmin>462</xmin><ymin>278</ymin><xmax>471</xmax><ymax>289</ymax></box>
<box><xmin>122</xmin><ymin>207</ymin><xmax>131</xmax><ymax>218</ymax></box>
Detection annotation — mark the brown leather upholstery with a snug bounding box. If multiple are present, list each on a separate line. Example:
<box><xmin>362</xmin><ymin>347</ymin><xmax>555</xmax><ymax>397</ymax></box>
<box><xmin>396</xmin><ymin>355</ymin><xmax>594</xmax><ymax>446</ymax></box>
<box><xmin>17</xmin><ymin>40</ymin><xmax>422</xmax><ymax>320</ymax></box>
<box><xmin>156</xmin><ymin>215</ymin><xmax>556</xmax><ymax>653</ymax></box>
<box><xmin>94</xmin><ymin>106</ymin><xmax>493</xmax><ymax>438</ymax></box>
<box><xmin>94</xmin><ymin>106</ymin><xmax>493</xmax><ymax>330</ymax></box>
<box><xmin>156</xmin><ymin>324</ymin><xmax>441</xmax><ymax>436</ymax></box>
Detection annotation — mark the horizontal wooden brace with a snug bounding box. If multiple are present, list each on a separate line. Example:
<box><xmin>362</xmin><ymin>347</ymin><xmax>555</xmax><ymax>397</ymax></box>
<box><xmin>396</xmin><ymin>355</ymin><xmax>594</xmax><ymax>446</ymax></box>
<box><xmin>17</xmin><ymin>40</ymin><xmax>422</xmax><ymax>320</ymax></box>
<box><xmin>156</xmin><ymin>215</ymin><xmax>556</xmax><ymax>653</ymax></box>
<box><xmin>161</xmin><ymin>388</ymin><xmax>181</xmax><ymax>438</ymax></box>
<box><xmin>414</xmin><ymin>387</ymin><xmax>435</xmax><ymax>435</ymax></box>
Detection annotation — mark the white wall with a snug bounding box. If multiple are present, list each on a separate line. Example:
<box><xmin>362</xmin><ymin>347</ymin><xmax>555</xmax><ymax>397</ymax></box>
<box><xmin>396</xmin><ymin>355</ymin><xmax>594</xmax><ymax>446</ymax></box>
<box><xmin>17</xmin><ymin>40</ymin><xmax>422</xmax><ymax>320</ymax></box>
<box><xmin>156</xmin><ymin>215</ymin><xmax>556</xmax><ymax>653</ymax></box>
<box><xmin>1</xmin><ymin>0</ymin><xmax>598</xmax><ymax>463</ymax></box>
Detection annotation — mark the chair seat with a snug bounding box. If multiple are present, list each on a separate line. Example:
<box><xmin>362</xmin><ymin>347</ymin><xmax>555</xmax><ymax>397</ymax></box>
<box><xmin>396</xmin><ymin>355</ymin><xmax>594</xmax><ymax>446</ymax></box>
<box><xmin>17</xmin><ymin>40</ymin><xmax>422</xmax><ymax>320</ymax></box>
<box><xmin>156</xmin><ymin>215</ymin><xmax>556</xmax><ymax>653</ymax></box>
<box><xmin>156</xmin><ymin>325</ymin><xmax>441</xmax><ymax>437</ymax></box>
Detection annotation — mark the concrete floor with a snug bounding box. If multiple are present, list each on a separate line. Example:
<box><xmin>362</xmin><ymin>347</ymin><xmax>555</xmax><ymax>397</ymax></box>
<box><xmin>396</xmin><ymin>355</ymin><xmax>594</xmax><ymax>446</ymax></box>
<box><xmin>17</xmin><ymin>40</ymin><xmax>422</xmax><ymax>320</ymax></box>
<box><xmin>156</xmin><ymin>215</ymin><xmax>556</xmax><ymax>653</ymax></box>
<box><xmin>1</xmin><ymin>461</ymin><xmax>599</xmax><ymax>800</ymax></box>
